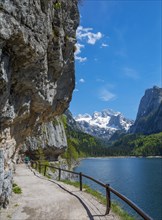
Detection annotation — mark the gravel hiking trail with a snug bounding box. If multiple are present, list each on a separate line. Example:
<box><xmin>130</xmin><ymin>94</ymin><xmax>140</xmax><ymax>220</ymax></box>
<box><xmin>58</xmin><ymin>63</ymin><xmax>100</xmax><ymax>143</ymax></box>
<box><xmin>0</xmin><ymin>164</ymin><xmax>120</xmax><ymax>220</ymax></box>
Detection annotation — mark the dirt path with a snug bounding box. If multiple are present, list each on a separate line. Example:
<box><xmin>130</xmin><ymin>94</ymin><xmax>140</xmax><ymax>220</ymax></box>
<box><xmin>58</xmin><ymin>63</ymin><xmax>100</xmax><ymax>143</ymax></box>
<box><xmin>0</xmin><ymin>164</ymin><xmax>120</xmax><ymax>220</ymax></box>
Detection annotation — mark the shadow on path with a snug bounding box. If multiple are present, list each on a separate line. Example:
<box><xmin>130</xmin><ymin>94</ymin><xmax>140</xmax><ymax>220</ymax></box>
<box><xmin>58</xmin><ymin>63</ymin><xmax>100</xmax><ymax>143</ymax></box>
<box><xmin>30</xmin><ymin>167</ymin><xmax>95</xmax><ymax>220</ymax></box>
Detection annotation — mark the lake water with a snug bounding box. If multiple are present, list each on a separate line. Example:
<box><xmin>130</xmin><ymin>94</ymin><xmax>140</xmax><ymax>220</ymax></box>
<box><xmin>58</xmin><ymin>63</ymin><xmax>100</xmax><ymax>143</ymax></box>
<box><xmin>74</xmin><ymin>158</ymin><xmax>162</xmax><ymax>220</ymax></box>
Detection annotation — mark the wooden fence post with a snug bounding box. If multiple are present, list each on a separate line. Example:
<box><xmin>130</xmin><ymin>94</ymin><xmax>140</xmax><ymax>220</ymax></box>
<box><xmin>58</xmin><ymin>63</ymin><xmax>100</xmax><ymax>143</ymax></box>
<box><xmin>105</xmin><ymin>184</ymin><xmax>111</xmax><ymax>215</ymax></box>
<box><xmin>44</xmin><ymin>165</ymin><xmax>47</xmax><ymax>176</ymax></box>
<box><xmin>39</xmin><ymin>162</ymin><xmax>41</xmax><ymax>173</ymax></box>
<box><xmin>35</xmin><ymin>162</ymin><xmax>37</xmax><ymax>170</ymax></box>
<box><xmin>59</xmin><ymin>168</ymin><xmax>61</xmax><ymax>181</ymax></box>
<box><xmin>79</xmin><ymin>172</ymin><xmax>82</xmax><ymax>191</ymax></box>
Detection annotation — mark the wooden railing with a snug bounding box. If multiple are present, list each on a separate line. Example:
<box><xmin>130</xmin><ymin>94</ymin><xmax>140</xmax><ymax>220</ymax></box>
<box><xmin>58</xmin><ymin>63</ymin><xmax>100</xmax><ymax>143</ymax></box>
<box><xmin>30</xmin><ymin>161</ymin><xmax>153</xmax><ymax>220</ymax></box>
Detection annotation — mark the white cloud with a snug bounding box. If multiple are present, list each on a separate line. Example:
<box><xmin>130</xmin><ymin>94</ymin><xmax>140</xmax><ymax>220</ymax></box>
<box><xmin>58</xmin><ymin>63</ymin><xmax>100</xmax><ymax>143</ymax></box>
<box><xmin>75</xmin><ymin>26</ymin><xmax>104</xmax><ymax>62</ymax></box>
<box><xmin>75</xmin><ymin>43</ymin><xmax>84</xmax><ymax>55</ymax></box>
<box><xmin>99</xmin><ymin>88</ymin><xmax>116</xmax><ymax>102</ymax></box>
<box><xmin>77</xmin><ymin>26</ymin><xmax>93</xmax><ymax>33</ymax></box>
<box><xmin>87</xmin><ymin>32</ymin><xmax>102</xmax><ymax>44</ymax></box>
<box><xmin>74</xmin><ymin>89</ymin><xmax>79</xmax><ymax>92</ymax></box>
<box><xmin>74</xmin><ymin>43</ymin><xmax>87</xmax><ymax>63</ymax></box>
<box><xmin>101</xmin><ymin>43</ymin><xmax>109</xmax><ymax>48</ymax></box>
<box><xmin>79</xmin><ymin>78</ymin><xmax>85</xmax><ymax>83</ymax></box>
<box><xmin>77</xmin><ymin>26</ymin><xmax>103</xmax><ymax>45</ymax></box>
<box><xmin>123</xmin><ymin>67</ymin><xmax>139</xmax><ymax>79</ymax></box>
<box><xmin>75</xmin><ymin>56</ymin><xmax>87</xmax><ymax>63</ymax></box>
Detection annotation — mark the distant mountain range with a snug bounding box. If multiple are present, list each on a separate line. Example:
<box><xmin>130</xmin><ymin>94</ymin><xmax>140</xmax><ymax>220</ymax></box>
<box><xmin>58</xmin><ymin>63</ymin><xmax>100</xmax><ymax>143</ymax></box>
<box><xmin>64</xmin><ymin>86</ymin><xmax>162</xmax><ymax>157</ymax></box>
<box><xmin>66</xmin><ymin>86</ymin><xmax>162</xmax><ymax>141</ymax></box>
<box><xmin>74</xmin><ymin>109</ymin><xmax>134</xmax><ymax>140</ymax></box>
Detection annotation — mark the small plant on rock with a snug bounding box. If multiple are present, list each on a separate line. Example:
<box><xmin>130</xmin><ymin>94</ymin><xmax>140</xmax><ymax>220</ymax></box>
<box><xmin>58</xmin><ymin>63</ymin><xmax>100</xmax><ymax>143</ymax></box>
<box><xmin>12</xmin><ymin>183</ymin><xmax>22</xmax><ymax>194</ymax></box>
<box><xmin>54</xmin><ymin>1</ymin><xmax>61</xmax><ymax>10</ymax></box>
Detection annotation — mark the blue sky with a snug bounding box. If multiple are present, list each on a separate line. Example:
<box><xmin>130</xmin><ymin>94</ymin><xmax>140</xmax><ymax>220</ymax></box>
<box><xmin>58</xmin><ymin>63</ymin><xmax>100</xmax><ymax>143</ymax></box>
<box><xmin>69</xmin><ymin>0</ymin><xmax>161</xmax><ymax>120</ymax></box>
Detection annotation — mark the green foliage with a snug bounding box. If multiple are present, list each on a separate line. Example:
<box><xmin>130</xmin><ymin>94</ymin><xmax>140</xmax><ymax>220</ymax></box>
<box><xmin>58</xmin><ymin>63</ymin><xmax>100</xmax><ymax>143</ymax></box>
<box><xmin>60</xmin><ymin>115</ymin><xmax>67</xmax><ymax>130</ymax></box>
<box><xmin>12</xmin><ymin>183</ymin><xmax>22</xmax><ymax>194</ymax></box>
<box><xmin>53</xmin><ymin>2</ymin><xmax>61</xmax><ymax>10</ymax></box>
<box><xmin>65</xmin><ymin>35</ymin><xmax>69</xmax><ymax>41</ymax></box>
<box><xmin>39</xmin><ymin>161</ymin><xmax>50</xmax><ymax>176</ymax></box>
<box><xmin>132</xmin><ymin>132</ymin><xmax>162</xmax><ymax>156</ymax></box>
<box><xmin>35</xmin><ymin>147</ymin><xmax>46</xmax><ymax>161</ymax></box>
<box><xmin>62</xmin><ymin>139</ymin><xmax>79</xmax><ymax>168</ymax></box>
<box><xmin>109</xmin><ymin>132</ymin><xmax>162</xmax><ymax>156</ymax></box>
<box><xmin>12</xmin><ymin>183</ymin><xmax>18</xmax><ymax>188</ymax></box>
<box><xmin>64</xmin><ymin>123</ymin><xmax>110</xmax><ymax>157</ymax></box>
<box><xmin>34</xmin><ymin>148</ymin><xmax>50</xmax><ymax>175</ymax></box>
<box><xmin>53</xmin><ymin>117</ymin><xmax>59</xmax><ymax>126</ymax></box>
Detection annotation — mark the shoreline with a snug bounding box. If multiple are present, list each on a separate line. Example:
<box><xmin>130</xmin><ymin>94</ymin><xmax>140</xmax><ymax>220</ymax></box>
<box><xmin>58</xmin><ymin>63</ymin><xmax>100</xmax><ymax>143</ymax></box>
<box><xmin>80</xmin><ymin>155</ymin><xmax>162</xmax><ymax>159</ymax></box>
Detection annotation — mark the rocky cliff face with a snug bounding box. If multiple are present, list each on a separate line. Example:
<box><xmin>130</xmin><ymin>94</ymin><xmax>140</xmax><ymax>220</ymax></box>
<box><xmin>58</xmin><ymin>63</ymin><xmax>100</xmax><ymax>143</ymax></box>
<box><xmin>0</xmin><ymin>0</ymin><xmax>79</xmax><ymax>208</ymax></box>
<box><xmin>129</xmin><ymin>86</ymin><xmax>162</xmax><ymax>134</ymax></box>
<box><xmin>64</xmin><ymin>110</ymin><xmax>82</xmax><ymax>132</ymax></box>
<box><xmin>23</xmin><ymin>117</ymin><xmax>67</xmax><ymax>161</ymax></box>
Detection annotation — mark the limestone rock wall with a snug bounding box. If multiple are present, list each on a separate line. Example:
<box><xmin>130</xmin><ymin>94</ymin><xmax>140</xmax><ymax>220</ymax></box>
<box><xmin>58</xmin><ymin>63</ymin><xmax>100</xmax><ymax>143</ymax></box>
<box><xmin>23</xmin><ymin>116</ymin><xmax>67</xmax><ymax>160</ymax></box>
<box><xmin>0</xmin><ymin>0</ymin><xmax>79</xmax><ymax>208</ymax></box>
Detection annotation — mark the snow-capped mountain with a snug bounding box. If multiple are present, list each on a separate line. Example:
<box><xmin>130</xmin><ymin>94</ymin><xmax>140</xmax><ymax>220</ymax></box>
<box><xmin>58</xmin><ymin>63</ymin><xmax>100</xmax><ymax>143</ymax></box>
<box><xmin>75</xmin><ymin>109</ymin><xmax>134</xmax><ymax>140</ymax></box>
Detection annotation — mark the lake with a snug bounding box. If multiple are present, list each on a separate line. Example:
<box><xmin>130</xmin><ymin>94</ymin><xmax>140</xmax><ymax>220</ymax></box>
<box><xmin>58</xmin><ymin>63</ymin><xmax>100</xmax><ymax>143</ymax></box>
<box><xmin>74</xmin><ymin>158</ymin><xmax>162</xmax><ymax>220</ymax></box>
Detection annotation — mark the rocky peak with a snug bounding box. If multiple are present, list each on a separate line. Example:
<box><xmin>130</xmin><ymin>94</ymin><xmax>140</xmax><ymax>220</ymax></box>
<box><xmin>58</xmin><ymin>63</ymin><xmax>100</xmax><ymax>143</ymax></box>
<box><xmin>75</xmin><ymin>109</ymin><xmax>133</xmax><ymax>140</ymax></box>
<box><xmin>136</xmin><ymin>86</ymin><xmax>162</xmax><ymax>119</ymax></box>
<box><xmin>108</xmin><ymin>114</ymin><xmax>123</xmax><ymax>129</ymax></box>
<box><xmin>129</xmin><ymin>86</ymin><xmax>162</xmax><ymax>134</ymax></box>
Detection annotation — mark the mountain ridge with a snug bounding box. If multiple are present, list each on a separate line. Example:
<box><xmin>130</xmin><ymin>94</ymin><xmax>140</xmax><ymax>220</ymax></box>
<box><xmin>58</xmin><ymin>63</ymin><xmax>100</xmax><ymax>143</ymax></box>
<box><xmin>74</xmin><ymin>109</ymin><xmax>134</xmax><ymax>140</ymax></box>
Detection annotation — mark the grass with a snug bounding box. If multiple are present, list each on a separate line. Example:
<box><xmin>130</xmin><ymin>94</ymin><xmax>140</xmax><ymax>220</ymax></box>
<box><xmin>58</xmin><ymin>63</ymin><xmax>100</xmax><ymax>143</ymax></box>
<box><xmin>12</xmin><ymin>183</ymin><xmax>22</xmax><ymax>194</ymax></box>
<box><xmin>60</xmin><ymin>179</ymin><xmax>135</xmax><ymax>220</ymax></box>
<box><xmin>111</xmin><ymin>203</ymin><xmax>135</xmax><ymax>220</ymax></box>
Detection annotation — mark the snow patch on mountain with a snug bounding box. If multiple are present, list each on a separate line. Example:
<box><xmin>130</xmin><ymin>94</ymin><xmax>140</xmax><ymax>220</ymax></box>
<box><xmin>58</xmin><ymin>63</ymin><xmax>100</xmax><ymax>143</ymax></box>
<box><xmin>75</xmin><ymin>109</ymin><xmax>134</xmax><ymax>140</ymax></box>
